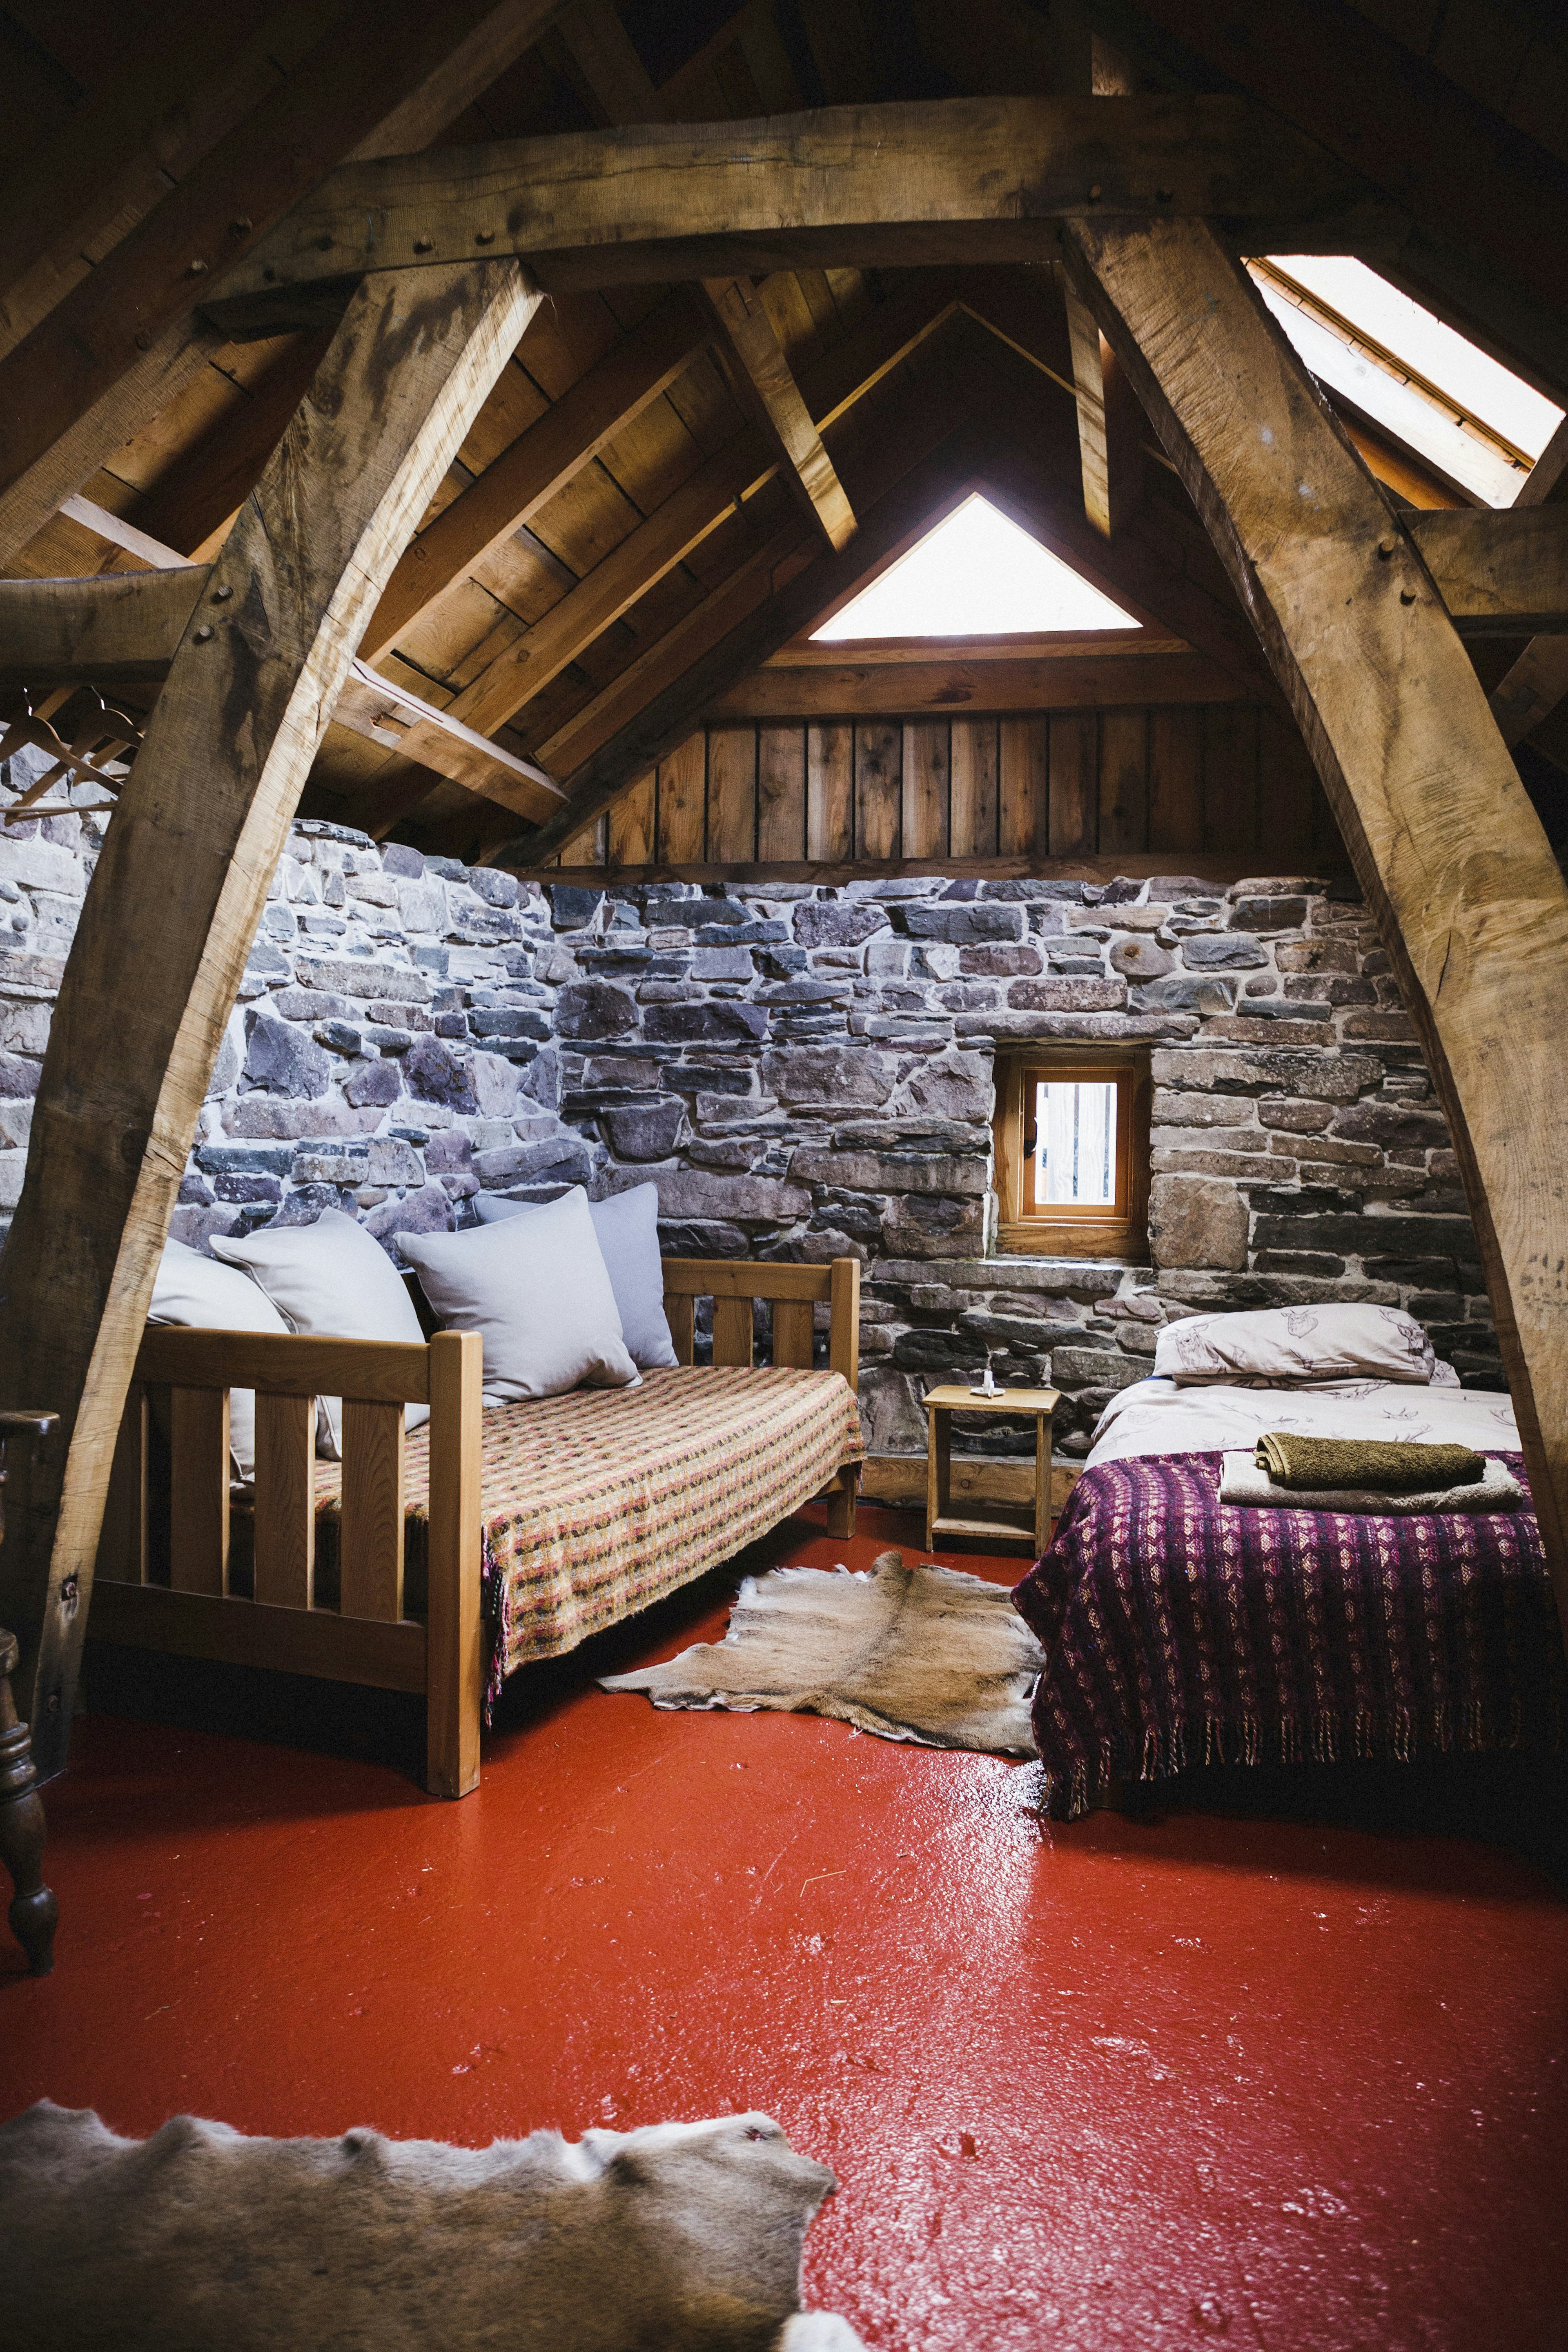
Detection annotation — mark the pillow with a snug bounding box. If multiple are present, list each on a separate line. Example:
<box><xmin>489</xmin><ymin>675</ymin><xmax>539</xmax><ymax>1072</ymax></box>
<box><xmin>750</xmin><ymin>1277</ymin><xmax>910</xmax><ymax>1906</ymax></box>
<box><xmin>474</xmin><ymin>1181</ymin><xmax>678</xmax><ymax>1370</ymax></box>
<box><xmin>149</xmin><ymin>1237</ymin><xmax>292</xmax><ymax>1486</ymax></box>
<box><xmin>399</xmin><ymin>1187</ymin><xmax>639</xmax><ymax>1405</ymax></box>
<box><xmin>1153</xmin><ymin>1302</ymin><xmax>1437</xmax><ymax>1388</ymax></box>
<box><xmin>212</xmin><ymin>1208</ymin><xmax>430</xmax><ymax>1454</ymax></box>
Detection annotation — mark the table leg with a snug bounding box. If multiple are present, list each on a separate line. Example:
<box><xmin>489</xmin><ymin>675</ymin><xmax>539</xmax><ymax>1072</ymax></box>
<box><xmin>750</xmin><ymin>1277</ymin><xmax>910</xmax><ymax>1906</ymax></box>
<box><xmin>1033</xmin><ymin>1412</ymin><xmax>1053</xmax><ymax>1556</ymax></box>
<box><xmin>926</xmin><ymin>1407</ymin><xmax>951</xmax><ymax>1553</ymax></box>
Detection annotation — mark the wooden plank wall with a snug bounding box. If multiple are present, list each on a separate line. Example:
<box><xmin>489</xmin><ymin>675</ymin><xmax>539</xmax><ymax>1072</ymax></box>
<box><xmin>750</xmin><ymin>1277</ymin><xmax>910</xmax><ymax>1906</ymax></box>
<box><xmin>552</xmin><ymin>703</ymin><xmax>1341</xmax><ymax>870</ymax></box>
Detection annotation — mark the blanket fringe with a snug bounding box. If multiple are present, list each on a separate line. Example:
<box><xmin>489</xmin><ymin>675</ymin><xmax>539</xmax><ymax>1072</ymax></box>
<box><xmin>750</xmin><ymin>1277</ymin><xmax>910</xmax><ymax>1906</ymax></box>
<box><xmin>1038</xmin><ymin>1697</ymin><xmax>1562</xmax><ymax>1821</ymax></box>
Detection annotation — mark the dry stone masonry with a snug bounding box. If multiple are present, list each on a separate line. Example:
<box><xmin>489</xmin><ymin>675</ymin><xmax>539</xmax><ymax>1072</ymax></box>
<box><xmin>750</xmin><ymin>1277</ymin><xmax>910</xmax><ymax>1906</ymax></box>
<box><xmin>0</xmin><ymin>752</ymin><xmax>1502</xmax><ymax>1466</ymax></box>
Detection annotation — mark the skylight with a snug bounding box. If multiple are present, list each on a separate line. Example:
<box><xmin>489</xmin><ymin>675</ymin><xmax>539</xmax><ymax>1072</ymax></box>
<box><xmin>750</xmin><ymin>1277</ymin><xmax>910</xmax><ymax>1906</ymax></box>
<box><xmin>1253</xmin><ymin>256</ymin><xmax>1564</xmax><ymax>508</ymax></box>
<box><xmin>810</xmin><ymin>494</ymin><xmax>1140</xmax><ymax>640</ymax></box>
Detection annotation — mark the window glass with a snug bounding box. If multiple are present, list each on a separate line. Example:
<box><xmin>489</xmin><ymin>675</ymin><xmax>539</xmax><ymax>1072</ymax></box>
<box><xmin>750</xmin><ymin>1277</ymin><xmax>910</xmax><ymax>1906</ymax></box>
<box><xmin>1251</xmin><ymin>257</ymin><xmax>1564</xmax><ymax>508</ymax></box>
<box><xmin>1034</xmin><ymin>1079</ymin><xmax>1118</xmax><ymax>1208</ymax></box>
<box><xmin>810</xmin><ymin>494</ymin><xmax>1140</xmax><ymax>640</ymax></box>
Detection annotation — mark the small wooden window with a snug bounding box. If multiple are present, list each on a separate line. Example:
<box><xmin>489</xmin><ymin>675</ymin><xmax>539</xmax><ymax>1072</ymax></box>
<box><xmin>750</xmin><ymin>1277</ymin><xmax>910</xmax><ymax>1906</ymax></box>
<box><xmin>992</xmin><ymin>1051</ymin><xmax>1151</xmax><ymax>1260</ymax></box>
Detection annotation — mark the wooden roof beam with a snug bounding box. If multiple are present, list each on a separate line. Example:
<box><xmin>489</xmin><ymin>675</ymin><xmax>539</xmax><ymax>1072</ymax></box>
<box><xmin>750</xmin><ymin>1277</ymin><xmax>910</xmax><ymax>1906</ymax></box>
<box><xmin>552</xmin><ymin>3</ymin><xmax>855</xmax><ymax>554</ymax></box>
<box><xmin>0</xmin><ymin>0</ymin><xmax>571</xmax><ymax>570</ymax></box>
<box><xmin>702</xmin><ymin>275</ymin><xmax>857</xmax><ymax>552</ymax></box>
<box><xmin>1062</xmin><ymin>285</ymin><xmax>1143</xmax><ymax>537</ymax></box>
<box><xmin>206</xmin><ymin>96</ymin><xmax>1392</xmax><ymax>331</ymax></box>
<box><xmin>1483</xmin><ymin>417</ymin><xmax>1568</xmax><ymax>748</ymax></box>
<box><xmin>1406</xmin><ymin>506</ymin><xmax>1568</xmax><ymax>637</ymax></box>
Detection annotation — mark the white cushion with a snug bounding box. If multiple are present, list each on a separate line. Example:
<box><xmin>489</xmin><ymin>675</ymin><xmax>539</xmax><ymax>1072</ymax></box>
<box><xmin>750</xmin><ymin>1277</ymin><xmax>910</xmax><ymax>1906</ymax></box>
<box><xmin>473</xmin><ymin>1181</ymin><xmax>677</xmax><ymax>1370</ymax></box>
<box><xmin>1154</xmin><ymin>1301</ymin><xmax>1437</xmax><ymax>1388</ymax></box>
<box><xmin>149</xmin><ymin>1238</ymin><xmax>291</xmax><ymax>1485</ymax></box>
<box><xmin>398</xmin><ymin>1186</ymin><xmax>639</xmax><ymax>1405</ymax></box>
<box><xmin>212</xmin><ymin>1209</ymin><xmax>430</xmax><ymax>1454</ymax></box>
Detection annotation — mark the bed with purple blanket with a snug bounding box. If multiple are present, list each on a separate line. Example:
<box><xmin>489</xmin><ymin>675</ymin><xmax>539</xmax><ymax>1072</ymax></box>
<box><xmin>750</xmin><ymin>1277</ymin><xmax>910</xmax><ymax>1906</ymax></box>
<box><xmin>1012</xmin><ymin>1374</ymin><xmax>1568</xmax><ymax>1819</ymax></box>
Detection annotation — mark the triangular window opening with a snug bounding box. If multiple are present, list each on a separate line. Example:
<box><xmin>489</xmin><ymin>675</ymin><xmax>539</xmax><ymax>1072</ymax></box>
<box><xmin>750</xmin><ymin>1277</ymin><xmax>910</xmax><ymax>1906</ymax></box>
<box><xmin>809</xmin><ymin>493</ymin><xmax>1141</xmax><ymax>641</ymax></box>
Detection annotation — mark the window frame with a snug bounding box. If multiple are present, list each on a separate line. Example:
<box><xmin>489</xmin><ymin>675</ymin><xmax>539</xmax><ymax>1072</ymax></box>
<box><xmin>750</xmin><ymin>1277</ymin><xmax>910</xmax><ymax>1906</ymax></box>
<box><xmin>992</xmin><ymin>1047</ymin><xmax>1152</xmax><ymax>1261</ymax></box>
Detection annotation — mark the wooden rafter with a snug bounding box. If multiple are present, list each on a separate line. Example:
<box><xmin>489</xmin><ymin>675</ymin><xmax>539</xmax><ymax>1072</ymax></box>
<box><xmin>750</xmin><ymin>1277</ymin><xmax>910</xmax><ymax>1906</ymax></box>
<box><xmin>362</xmin><ymin>290</ymin><xmax>713</xmax><ymax>664</ymax></box>
<box><xmin>0</xmin><ymin>262</ymin><xmax>539</xmax><ymax>1779</ymax></box>
<box><xmin>1405</xmin><ymin>507</ymin><xmax>1568</xmax><ymax>638</ymax></box>
<box><xmin>1062</xmin><ymin>285</ymin><xmax>1143</xmax><ymax>538</ymax></box>
<box><xmin>0</xmin><ymin>0</ymin><xmax>569</xmax><ymax>569</ymax></box>
<box><xmin>1485</xmin><ymin>416</ymin><xmax>1568</xmax><ymax>748</ymax></box>
<box><xmin>702</xmin><ymin>276</ymin><xmax>857</xmax><ymax>551</ymax></box>
<box><xmin>1061</xmin><ymin>209</ymin><xmax>1568</xmax><ymax>1626</ymax></box>
<box><xmin>554</xmin><ymin>3</ymin><xmax>856</xmax><ymax>555</ymax></box>
<box><xmin>207</xmin><ymin>96</ymin><xmax>1389</xmax><ymax>330</ymax></box>
<box><xmin>351</xmin><ymin>276</ymin><xmax>965</xmax><ymax>824</ymax></box>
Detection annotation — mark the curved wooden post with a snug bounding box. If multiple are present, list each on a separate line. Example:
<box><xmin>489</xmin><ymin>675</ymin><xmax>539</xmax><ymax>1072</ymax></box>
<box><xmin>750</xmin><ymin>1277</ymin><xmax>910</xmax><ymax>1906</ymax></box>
<box><xmin>0</xmin><ymin>259</ymin><xmax>538</xmax><ymax>1777</ymax></box>
<box><xmin>1062</xmin><ymin>215</ymin><xmax>1568</xmax><ymax>1626</ymax></box>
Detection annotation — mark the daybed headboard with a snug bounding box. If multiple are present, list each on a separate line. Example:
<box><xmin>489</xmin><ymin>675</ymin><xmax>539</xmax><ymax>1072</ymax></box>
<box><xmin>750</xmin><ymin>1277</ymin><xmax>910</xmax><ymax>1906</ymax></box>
<box><xmin>659</xmin><ymin>1256</ymin><xmax>860</xmax><ymax>1392</ymax></box>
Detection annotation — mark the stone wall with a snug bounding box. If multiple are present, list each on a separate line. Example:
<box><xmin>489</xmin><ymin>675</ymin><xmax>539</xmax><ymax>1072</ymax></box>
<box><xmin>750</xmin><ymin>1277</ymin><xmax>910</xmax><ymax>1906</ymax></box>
<box><xmin>0</xmin><ymin>762</ymin><xmax>1503</xmax><ymax>1464</ymax></box>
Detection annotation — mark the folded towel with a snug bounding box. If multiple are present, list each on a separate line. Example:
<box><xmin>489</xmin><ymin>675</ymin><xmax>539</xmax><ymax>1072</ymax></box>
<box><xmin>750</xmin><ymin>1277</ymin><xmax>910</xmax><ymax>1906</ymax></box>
<box><xmin>1221</xmin><ymin>1452</ymin><xmax>1523</xmax><ymax>1515</ymax></box>
<box><xmin>1254</xmin><ymin>1432</ymin><xmax>1485</xmax><ymax>1492</ymax></box>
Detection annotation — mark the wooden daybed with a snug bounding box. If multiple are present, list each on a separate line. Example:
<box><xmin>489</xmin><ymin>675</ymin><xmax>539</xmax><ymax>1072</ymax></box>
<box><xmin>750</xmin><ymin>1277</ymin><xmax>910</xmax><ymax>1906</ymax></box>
<box><xmin>88</xmin><ymin>1257</ymin><xmax>862</xmax><ymax>1798</ymax></box>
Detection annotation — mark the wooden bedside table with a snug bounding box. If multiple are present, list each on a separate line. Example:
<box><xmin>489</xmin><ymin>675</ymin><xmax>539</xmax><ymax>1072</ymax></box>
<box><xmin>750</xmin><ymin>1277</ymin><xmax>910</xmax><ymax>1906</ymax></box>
<box><xmin>924</xmin><ymin>1384</ymin><xmax>1060</xmax><ymax>1557</ymax></box>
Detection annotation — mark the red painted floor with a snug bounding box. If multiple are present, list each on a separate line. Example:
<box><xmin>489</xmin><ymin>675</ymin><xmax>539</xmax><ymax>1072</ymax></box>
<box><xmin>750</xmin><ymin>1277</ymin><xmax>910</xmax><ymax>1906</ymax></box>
<box><xmin>4</xmin><ymin>1502</ymin><xmax>1567</xmax><ymax>2350</ymax></box>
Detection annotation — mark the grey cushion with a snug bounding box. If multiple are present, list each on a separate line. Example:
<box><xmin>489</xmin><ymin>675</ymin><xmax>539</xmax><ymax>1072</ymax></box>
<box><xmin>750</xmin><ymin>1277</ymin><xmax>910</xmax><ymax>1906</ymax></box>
<box><xmin>474</xmin><ymin>1182</ymin><xmax>678</xmax><ymax>1370</ymax></box>
<box><xmin>400</xmin><ymin>1187</ymin><xmax>639</xmax><ymax>1404</ymax></box>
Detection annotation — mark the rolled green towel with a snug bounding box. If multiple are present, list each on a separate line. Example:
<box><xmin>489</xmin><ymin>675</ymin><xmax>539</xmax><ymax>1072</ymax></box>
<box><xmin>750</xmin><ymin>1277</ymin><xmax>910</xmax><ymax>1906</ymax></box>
<box><xmin>1254</xmin><ymin>1432</ymin><xmax>1486</xmax><ymax>1492</ymax></box>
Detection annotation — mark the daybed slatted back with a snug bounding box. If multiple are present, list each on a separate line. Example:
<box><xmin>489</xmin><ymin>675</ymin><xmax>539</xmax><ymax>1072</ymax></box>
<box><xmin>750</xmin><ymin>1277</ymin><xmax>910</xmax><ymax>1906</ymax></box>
<box><xmin>659</xmin><ymin>1256</ymin><xmax>860</xmax><ymax>1389</ymax></box>
<box><xmin>96</xmin><ymin>1325</ymin><xmax>483</xmax><ymax>1799</ymax></box>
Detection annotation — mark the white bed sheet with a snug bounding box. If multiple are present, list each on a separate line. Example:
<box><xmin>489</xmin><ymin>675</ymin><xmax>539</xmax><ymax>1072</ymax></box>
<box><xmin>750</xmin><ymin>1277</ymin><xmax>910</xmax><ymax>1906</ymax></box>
<box><xmin>1085</xmin><ymin>1375</ymin><xmax>1522</xmax><ymax>1470</ymax></box>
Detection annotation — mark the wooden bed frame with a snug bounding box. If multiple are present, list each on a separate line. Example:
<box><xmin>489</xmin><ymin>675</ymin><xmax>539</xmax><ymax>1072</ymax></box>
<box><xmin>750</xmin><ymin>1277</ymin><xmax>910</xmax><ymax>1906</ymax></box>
<box><xmin>87</xmin><ymin>1256</ymin><xmax>861</xmax><ymax>1799</ymax></box>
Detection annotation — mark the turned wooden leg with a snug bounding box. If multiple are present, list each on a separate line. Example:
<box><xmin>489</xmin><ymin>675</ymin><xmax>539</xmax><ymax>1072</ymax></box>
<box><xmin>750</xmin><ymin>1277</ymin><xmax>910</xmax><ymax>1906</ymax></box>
<box><xmin>0</xmin><ymin>1629</ymin><xmax>56</xmax><ymax>1975</ymax></box>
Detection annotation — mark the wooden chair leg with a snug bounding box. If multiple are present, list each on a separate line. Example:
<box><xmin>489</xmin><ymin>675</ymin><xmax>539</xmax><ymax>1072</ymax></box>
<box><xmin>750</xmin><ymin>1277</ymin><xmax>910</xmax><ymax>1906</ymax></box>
<box><xmin>825</xmin><ymin>1463</ymin><xmax>859</xmax><ymax>1541</ymax></box>
<box><xmin>0</xmin><ymin>1632</ymin><xmax>56</xmax><ymax>1975</ymax></box>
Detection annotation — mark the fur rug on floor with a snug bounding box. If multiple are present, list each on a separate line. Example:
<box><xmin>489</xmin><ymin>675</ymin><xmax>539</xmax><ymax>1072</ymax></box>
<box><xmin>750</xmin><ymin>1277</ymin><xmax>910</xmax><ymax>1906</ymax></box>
<box><xmin>602</xmin><ymin>1550</ymin><xmax>1043</xmax><ymax>1756</ymax></box>
<box><xmin>0</xmin><ymin>2102</ymin><xmax>865</xmax><ymax>2351</ymax></box>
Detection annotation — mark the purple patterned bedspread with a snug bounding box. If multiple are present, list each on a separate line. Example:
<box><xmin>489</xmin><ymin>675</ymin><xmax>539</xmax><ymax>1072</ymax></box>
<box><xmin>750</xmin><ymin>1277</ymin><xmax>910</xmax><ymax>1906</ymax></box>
<box><xmin>1011</xmin><ymin>1450</ymin><xmax>1567</xmax><ymax>1819</ymax></box>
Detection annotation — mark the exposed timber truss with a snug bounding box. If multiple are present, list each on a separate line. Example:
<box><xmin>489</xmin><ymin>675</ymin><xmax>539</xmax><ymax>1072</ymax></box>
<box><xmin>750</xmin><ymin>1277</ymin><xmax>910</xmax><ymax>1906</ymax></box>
<box><xmin>2</xmin><ymin>2</ymin><xmax>1568</xmax><ymax>1763</ymax></box>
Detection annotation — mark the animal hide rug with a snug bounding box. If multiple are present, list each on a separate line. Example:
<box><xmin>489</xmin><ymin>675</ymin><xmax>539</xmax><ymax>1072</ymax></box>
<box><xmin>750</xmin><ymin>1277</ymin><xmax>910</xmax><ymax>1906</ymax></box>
<box><xmin>601</xmin><ymin>1550</ymin><xmax>1042</xmax><ymax>1755</ymax></box>
<box><xmin>0</xmin><ymin>2101</ymin><xmax>866</xmax><ymax>2352</ymax></box>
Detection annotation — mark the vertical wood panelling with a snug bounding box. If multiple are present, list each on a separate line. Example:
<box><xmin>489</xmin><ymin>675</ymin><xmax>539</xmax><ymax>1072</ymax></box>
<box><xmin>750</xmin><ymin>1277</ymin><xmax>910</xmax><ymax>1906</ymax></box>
<box><xmin>1048</xmin><ymin>709</ymin><xmax>1098</xmax><ymax>856</ymax></box>
<box><xmin>1259</xmin><ymin>708</ymin><xmax>1321</xmax><ymax>867</ymax></box>
<box><xmin>578</xmin><ymin>702</ymin><xmax>1341</xmax><ymax>875</ymax></box>
<box><xmin>1202</xmin><ymin>702</ymin><xmax>1259</xmax><ymax>853</ymax></box>
<box><xmin>855</xmin><ymin>722</ymin><xmax>901</xmax><ymax>860</ymax></box>
<box><xmin>558</xmin><ymin>811</ymin><xmax>606</xmax><ymax>866</ymax></box>
<box><xmin>606</xmin><ymin>768</ymin><xmax>655</xmax><ymax>866</ymax></box>
<box><xmin>1098</xmin><ymin>706</ymin><xmax>1148</xmax><ymax>852</ymax></box>
<box><xmin>949</xmin><ymin>717</ymin><xmax>999</xmax><ymax>857</ymax></box>
<box><xmin>806</xmin><ymin>722</ymin><xmax>853</xmax><ymax>859</ymax></box>
<box><xmin>901</xmin><ymin>721</ymin><xmax>949</xmax><ymax>860</ymax></box>
<box><xmin>999</xmin><ymin>716</ymin><xmax>1049</xmax><ymax>857</ymax></box>
<box><xmin>656</xmin><ymin>731</ymin><xmax>706</xmax><ymax>863</ymax></box>
<box><xmin>757</xmin><ymin>724</ymin><xmax>807</xmax><ymax>861</ymax></box>
<box><xmin>707</xmin><ymin>724</ymin><xmax>758</xmax><ymax>862</ymax></box>
<box><xmin>1148</xmin><ymin>706</ymin><xmax>1203</xmax><ymax>853</ymax></box>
